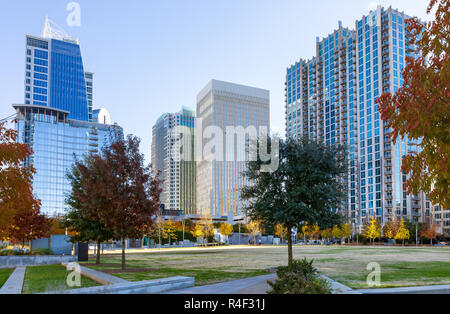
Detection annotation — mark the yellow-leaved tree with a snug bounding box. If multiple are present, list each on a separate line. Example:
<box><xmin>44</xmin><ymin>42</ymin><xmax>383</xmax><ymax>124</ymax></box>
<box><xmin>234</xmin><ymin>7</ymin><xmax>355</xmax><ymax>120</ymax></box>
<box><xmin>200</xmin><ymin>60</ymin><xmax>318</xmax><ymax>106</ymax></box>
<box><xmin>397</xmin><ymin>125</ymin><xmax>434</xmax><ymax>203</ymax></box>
<box><xmin>362</xmin><ymin>218</ymin><xmax>381</xmax><ymax>245</ymax></box>
<box><xmin>219</xmin><ymin>223</ymin><xmax>233</xmax><ymax>244</ymax></box>
<box><xmin>274</xmin><ymin>224</ymin><xmax>288</xmax><ymax>244</ymax></box>
<box><xmin>247</xmin><ymin>220</ymin><xmax>263</xmax><ymax>245</ymax></box>
<box><xmin>394</xmin><ymin>219</ymin><xmax>410</xmax><ymax>246</ymax></box>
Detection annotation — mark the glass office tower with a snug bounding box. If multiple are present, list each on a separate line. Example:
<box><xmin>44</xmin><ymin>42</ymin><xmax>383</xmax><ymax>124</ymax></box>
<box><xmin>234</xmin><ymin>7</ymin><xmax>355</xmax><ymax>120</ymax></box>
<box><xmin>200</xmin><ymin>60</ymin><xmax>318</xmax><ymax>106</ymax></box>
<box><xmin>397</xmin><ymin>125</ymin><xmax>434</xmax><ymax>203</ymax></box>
<box><xmin>152</xmin><ymin>107</ymin><xmax>196</xmax><ymax>215</ymax></box>
<box><xmin>25</xmin><ymin>34</ymin><xmax>89</xmax><ymax>121</ymax></box>
<box><xmin>284</xmin><ymin>6</ymin><xmax>437</xmax><ymax>232</ymax></box>
<box><xmin>16</xmin><ymin>20</ymin><xmax>123</xmax><ymax>217</ymax></box>
<box><xmin>196</xmin><ymin>80</ymin><xmax>270</xmax><ymax>220</ymax></box>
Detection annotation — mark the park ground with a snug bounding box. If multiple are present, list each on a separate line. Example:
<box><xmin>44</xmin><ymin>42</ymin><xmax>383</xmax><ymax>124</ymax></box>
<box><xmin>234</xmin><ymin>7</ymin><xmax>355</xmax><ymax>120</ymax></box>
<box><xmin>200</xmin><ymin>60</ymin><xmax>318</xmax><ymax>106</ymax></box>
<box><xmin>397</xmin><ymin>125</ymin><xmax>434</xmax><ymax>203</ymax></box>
<box><xmin>82</xmin><ymin>245</ymin><xmax>450</xmax><ymax>289</ymax></box>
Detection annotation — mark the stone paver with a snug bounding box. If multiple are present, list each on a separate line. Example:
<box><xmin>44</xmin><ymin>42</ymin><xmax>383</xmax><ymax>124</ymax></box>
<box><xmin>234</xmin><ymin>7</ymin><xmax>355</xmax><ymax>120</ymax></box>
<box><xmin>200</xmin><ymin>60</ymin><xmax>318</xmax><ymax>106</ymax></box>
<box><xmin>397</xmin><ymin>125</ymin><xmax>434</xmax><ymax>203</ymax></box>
<box><xmin>166</xmin><ymin>274</ymin><xmax>276</xmax><ymax>294</ymax></box>
<box><xmin>0</xmin><ymin>267</ymin><xmax>26</xmax><ymax>294</ymax></box>
<box><xmin>63</xmin><ymin>263</ymin><xmax>129</xmax><ymax>285</ymax></box>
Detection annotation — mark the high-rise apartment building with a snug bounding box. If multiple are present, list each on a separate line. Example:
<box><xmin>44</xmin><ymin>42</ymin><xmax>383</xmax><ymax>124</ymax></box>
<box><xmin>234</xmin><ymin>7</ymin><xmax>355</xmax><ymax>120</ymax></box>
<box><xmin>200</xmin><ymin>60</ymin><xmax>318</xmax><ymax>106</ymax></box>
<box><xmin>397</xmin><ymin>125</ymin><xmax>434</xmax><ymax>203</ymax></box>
<box><xmin>152</xmin><ymin>107</ymin><xmax>196</xmax><ymax>215</ymax></box>
<box><xmin>196</xmin><ymin>80</ymin><xmax>270</xmax><ymax>220</ymax></box>
<box><xmin>15</xmin><ymin>19</ymin><xmax>122</xmax><ymax>217</ymax></box>
<box><xmin>284</xmin><ymin>6</ymin><xmax>440</xmax><ymax>232</ymax></box>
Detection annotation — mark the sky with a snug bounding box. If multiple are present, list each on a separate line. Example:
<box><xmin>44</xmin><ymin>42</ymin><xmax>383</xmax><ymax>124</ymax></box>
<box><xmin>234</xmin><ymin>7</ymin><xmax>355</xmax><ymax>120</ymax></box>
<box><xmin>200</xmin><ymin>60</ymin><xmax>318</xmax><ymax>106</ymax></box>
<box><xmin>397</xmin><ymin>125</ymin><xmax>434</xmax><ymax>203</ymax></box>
<box><xmin>0</xmin><ymin>0</ymin><xmax>431</xmax><ymax>162</ymax></box>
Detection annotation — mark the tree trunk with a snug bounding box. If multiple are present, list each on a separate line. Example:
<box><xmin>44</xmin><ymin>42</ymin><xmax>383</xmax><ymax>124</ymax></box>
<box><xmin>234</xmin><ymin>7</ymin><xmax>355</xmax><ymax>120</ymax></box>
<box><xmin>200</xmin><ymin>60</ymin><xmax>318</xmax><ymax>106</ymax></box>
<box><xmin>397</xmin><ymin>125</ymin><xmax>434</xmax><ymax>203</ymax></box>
<box><xmin>287</xmin><ymin>226</ymin><xmax>293</xmax><ymax>267</ymax></box>
<box><xmin>121</xmin><ymin>238</ymin><xmax>126</xmax><ymax>270</ymax></box>
<box><xmin>96</xmin><ymin>240</ymin><xmax>101</xmax><ymax>264</ymax></box>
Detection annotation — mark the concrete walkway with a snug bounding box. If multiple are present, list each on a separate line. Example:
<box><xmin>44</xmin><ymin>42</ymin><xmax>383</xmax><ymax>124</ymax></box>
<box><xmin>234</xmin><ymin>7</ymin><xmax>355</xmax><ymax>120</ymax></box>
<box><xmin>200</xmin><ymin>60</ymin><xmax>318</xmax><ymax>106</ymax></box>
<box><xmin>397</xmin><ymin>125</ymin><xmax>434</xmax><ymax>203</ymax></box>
<box><xmin>357</xmin><ymin>284</ymin><xmax>450</xmax><ymax>294</ymax></box>
<box><xmin>0</xmin><ymin>267</ymin><xmax>26</xmax><ymax>294</ymax></box>
<box><xmin>166</xmin><ymin>274</ymin><xmax>276</xmax><ymax>294</ymax></box>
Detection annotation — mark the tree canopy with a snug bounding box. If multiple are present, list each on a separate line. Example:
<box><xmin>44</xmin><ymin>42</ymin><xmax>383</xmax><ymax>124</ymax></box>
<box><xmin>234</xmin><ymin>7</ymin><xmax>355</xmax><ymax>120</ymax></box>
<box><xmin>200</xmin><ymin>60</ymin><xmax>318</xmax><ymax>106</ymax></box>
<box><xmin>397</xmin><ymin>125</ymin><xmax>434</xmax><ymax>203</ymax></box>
<box><xmin>241</xmin><ymin>137</ymin><xmax>347</xmax><ymax>265</ymax></box>
<box><xmin>377</xmin><ymin>0</ymin><xmax>450</xmax><ymax>208</ymax></box>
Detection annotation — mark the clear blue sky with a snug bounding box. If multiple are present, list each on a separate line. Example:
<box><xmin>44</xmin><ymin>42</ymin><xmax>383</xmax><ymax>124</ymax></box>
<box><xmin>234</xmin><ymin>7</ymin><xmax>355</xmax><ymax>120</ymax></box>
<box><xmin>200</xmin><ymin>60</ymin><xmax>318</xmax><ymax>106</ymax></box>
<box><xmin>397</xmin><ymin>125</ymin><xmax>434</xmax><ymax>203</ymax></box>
<box><xmin>0</xmin><ymin>0</ymin><xmax>430</xmax><ymax>162</ymax></box>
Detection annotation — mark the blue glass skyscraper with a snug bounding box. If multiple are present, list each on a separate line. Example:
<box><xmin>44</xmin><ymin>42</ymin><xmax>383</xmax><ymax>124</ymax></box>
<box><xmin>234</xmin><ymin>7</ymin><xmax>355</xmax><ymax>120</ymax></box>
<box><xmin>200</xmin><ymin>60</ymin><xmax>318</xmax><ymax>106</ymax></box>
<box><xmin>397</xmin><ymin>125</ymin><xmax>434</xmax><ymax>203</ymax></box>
<box><xmin>284</xmin><ymin>6</ymin><xmax>442</xmax><ymax>233</ymax></box>
<box><xmin>16</xmin><ymin>19</ymin><xmax>123</xmax><ymax>217</ymax></box>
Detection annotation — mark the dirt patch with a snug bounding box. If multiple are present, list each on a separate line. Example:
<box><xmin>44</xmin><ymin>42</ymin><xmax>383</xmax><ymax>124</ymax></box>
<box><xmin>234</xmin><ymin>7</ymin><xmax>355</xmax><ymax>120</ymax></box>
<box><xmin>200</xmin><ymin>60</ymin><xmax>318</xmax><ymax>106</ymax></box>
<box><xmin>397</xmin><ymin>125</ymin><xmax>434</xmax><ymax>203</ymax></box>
<box><xmin>100</xmin><ymin>268</ymin><xmax>160</xmax><ymax>274</ymax></box>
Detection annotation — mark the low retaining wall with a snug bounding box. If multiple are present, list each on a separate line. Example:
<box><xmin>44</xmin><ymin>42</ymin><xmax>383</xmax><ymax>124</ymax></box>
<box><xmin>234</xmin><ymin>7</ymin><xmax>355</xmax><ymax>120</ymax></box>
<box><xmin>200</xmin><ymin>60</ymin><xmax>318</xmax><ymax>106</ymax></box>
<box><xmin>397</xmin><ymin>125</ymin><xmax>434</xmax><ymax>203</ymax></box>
<box><xmin>51</xmin><ymin>276</ymin><xmax>195</xmax><ymax>294</ymax></box>
<box><xmin>357</xmin><ymin>284</ymin><xmax>450</xmax><ymax>294</ymax></box>
<box><xmin>0</xmin><ymin>256</ymin><xmax>77</xmax><ymax>268</ymax></box>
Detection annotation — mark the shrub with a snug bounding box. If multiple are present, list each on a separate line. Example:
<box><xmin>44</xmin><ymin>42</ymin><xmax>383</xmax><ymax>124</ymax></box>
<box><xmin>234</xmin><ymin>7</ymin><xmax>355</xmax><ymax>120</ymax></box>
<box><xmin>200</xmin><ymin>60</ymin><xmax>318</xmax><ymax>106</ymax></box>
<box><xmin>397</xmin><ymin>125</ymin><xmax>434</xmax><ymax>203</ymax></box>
<box><xmin>0</xmin><ymin>248</ymin><xmax>54</xmax><ymax>256</ymax></box>
<box><xmin>31</xmin><ymin>248</ymin><xmax>54</xmax><ymax>255</ymax></box>
<box><xmin>268</xmin><ymin>258</ymin><xmax>331</xmax><ymax>294</ymax></box>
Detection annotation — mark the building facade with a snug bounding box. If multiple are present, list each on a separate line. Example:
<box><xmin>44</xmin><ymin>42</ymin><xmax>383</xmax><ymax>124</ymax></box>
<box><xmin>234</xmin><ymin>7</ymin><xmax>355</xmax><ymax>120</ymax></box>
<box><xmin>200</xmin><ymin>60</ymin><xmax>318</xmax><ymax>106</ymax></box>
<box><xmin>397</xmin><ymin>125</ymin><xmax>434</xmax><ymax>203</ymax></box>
<box><xmin>284</xmin><ymin>6</ymin><xmax>440</xmax><ymax>232</ymax></box>
<box><xmin>15</xmin><ymin>19</ymin><xmax>122</xmax><ymax>217</ymax></box>
<box><xmin>151</xmin><ymin>107</ymin><xmax>196</xmax><ymax>215</ymax></box>
<box><xmin>196</xmin><ymin>79</ymin><xmax>270</xmax><ymax>220</ymax></box>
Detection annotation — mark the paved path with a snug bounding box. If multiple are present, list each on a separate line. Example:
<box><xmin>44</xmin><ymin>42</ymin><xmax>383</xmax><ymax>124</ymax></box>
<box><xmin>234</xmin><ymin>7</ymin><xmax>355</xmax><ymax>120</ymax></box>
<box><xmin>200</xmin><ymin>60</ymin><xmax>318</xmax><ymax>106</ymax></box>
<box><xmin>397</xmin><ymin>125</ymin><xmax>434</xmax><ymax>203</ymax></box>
<box><xmin>166</xmin><ymin>274</ymin><xmax>276</xmax><ymax>294</ymax></box>
<box><xmin>0</xmin><ymin>267</ymin><xmax>26</xmax><ymax>294</ymax></box>
<box><xmin>357</xmin><ymin>284</ymin><xmax>450</xmax><ymax>294</ymax></box>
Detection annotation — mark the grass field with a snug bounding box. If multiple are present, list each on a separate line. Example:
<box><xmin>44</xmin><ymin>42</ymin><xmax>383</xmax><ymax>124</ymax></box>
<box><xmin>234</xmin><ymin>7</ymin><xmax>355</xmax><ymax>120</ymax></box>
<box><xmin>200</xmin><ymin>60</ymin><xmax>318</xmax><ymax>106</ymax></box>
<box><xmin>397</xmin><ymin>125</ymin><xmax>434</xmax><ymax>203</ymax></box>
<box><xmin>0</xmin><ymin>268</ymin><xmax>13</xmax><ymax>289</ymax></box>
<box><xmin>22</xmin><ymin>265</ymin><xmax>99</xmax><ymax>294</ymax></box>
<box><xmin>84</xmin><ymin>245</ymin><xmax>450</xmax><ymax>289</ymax></box>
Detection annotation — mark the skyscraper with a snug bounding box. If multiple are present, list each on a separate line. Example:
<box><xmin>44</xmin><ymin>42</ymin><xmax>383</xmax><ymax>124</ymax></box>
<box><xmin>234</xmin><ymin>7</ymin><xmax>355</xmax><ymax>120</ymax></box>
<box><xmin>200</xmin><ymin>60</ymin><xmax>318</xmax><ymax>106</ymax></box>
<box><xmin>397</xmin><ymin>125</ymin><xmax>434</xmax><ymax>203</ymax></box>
<box><xmin>196</xmin><ymin>79</ymin><xmax>270</xmax><ymax>220</ymax></box>
<box><xmin>284</xmin><ymin>6</ymin><xmax>434</xmax><ymax>231</ymax></box>
<box><xmin>152</xmin><ymin>107</ymin><xmax>196</xmax><ymax>215</ymax></box>
<box><xmin>15</xmin><ymin>18</ymin><xmax>122</xmax><ymax>217</ymax></box>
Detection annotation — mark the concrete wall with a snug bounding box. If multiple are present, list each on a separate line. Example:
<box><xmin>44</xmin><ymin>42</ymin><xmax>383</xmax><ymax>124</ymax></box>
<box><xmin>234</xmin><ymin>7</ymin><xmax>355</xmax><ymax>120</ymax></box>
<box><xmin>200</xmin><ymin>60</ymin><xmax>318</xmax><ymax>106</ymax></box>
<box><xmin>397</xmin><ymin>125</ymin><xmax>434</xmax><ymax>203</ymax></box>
<box><xmin>49</xmin><ymin>276</ymin><xmax>195</xmax><ymax>294</ymax></box>
<box><xmin>0</xmin><ymin>256</ymin><xmax>77</xmax><ymax>268</ymax></box>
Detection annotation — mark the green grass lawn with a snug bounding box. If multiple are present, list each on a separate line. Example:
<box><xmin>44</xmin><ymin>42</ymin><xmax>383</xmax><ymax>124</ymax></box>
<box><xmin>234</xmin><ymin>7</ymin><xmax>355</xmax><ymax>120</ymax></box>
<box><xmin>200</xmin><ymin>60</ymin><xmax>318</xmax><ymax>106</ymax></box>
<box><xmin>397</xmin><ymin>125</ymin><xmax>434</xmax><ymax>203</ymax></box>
<box><xmin>22</xmin><ymin>265</ymin><xmax>99</xmax><ymax>294</ymax></box>
<box><xmin>83</xmin><ymin>245</ymin><xmax>450</xmax><ymax>289</ymax></box>
<box><xmin>0</xmin><ymin>268</ymin><xmax>13</xmax><ymax>288</ymax></box>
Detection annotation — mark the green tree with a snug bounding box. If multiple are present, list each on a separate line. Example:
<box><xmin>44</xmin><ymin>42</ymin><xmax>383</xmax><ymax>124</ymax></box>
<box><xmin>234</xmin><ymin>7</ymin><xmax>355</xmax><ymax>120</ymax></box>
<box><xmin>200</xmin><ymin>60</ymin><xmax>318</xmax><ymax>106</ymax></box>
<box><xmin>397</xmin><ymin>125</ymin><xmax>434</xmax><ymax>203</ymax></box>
<box><xmin>377</xmin><ymin>0</ymin><xmax>450</xmax><ymax>208</ymax></box>
<box><xmin>241</xmin><ymin>137</ymin><xmax>347</xmax><ymax>266</ymax></box>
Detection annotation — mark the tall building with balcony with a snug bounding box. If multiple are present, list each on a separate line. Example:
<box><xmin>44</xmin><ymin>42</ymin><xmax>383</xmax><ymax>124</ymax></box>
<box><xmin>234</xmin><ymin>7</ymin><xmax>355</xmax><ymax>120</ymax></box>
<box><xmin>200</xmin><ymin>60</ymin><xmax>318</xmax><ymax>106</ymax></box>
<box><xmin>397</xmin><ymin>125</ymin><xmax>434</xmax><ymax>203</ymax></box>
<box><xmin>15</xmin><ymin>18</ymin><xmax>122</xmax><ymax>217</ymax></box>
<box><xmin>196</xmin><ymin>79</ymin><xmax>270</xmax><ymax>220</ymax></box>
<box><xmin>285</xmin><ymin>6</ymin><xmax>430</xmax><ymax>232</ymax></box>
<box><xmin>151</xmin><ymin>107</ymin><xmax>196</xmax><ymax>215</ymax></box>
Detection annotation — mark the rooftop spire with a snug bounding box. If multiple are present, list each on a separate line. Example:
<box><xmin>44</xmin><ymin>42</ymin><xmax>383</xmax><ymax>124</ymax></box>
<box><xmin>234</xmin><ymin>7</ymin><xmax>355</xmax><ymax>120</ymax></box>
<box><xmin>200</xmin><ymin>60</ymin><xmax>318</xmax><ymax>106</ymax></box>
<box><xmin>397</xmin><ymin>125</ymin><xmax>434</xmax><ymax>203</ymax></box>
<box><xmin>42</xmin><ymin>16</ymin><xmax>73</xmax><ymax>41</ymax></box>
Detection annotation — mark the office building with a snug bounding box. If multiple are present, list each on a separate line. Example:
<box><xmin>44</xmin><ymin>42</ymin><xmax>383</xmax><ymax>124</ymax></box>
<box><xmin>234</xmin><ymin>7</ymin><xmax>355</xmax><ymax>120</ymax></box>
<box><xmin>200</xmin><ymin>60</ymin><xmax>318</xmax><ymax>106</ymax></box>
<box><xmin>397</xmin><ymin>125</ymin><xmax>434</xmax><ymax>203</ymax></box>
<box><xmin>15</xmin><ymin>18</ymin><xmax>122</xmax><ymax>216</ymax></box>
<box><xmin>152</xmin><ymin>107</ymin><xmax>196</xmax><ymax>215</ymax></box>
<box><xmin>196</xmin><ymin>79</ymin><xmax>270</xmax><ymax>220</ymax></box>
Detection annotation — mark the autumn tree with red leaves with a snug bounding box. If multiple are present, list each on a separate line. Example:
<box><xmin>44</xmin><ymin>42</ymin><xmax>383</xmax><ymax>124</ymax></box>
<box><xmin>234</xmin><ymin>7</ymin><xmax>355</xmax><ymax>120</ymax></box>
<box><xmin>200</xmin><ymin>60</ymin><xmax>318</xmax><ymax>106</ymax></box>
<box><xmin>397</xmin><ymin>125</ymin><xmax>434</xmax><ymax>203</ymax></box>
<box><xmin>66</xmin><ymin>135</ymin><xmax>161</xmax><ymax>269</ymax></box>
<box><xmin>101</xmin><ymin>135</ymin><xmax>161</xmax><ymax>270</ymax></box>
<box><xmin>0</xmin><ymin>121</ymin><xmax>40</xmax><ymax>240</ymax></box>
<box><xmin>377</xmin><ymin>0</ymin><xmax>450</xmax><ymax>209</ymax></box>
<box><xmin>9</xmin><ymin>198</ymin><xmax>50</xmax><ymax>249</ymax></box>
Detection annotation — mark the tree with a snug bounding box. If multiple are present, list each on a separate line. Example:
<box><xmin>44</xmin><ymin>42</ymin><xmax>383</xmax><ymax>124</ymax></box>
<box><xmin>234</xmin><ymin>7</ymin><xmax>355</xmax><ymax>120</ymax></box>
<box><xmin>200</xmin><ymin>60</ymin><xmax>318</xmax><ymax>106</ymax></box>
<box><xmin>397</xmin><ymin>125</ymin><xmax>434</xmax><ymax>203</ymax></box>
<box><xmin>9</xmin><ymin>198</ymin><xmax>50</xmax><ymax>249</ymax></box>
<box><xmin>247</xmin><ymin>220</ymin><xmax>263</xmax><ymax>245</ymax></box>
<box><xmin>377</xmin><ymin>0</ymin><xmax>450</xmax><ymax>209</ymax></box>
<box><xmin>198</xmin><ymin>211</ymin><xmax>215</xmax><ymax>244</ymax></box>
<box><xmin>394</xmin><ymin>219</ymin><xmax>411</xmax><ymax>246</ymax></box>
<box><xmin>274</xmin><ymin>224</ymin><xmax>288</xmax><ymax>243</ymax></box>
<box><xmin>65</xmin><ymin>157</ymin><xmax>114</xmax><ymax>264</ymax></box>
<box><xmin>0</xmin><ymin>121</ymin><xmax>36</xmax><ymax>240</ymax></box>
<box><xmin>67</xmin><ymin>135</ymin><xmax>161</xmax><ymax>270</ymax></box>
<box><xmin>219</xmin><ymin>223</ymin><xmax>233</xmax><ymax>244</ymax></box>
<box><xmin>420</xmin><ymin>223</ymin><xmax>440</xmax><ymax>245</ymax></box>
<box><xmin>332</xmin><ymin>225</ymin><xmax>343</xmax><ymax>240</ymax></box>
<box><xmin>321</xmin><ymin>228</ymin><xmax>332</xmax><ymax>241</ymax></box>
<box><xmin>241</xmin><ymin>137</ymin><xmax>347</xmax><ymax>266</ymax></box>
<box><xmin>192</xmin><ymin>224</ymin><xmax>204</xmax><ymax>242</ymax></box>
<box><xmin>383</xmin><ymin>220</ymin><xmax>399</xmax><ymax>240</ymax></box>
<box><xmin>340</xmin><ymin>224</ymin><xmax>352</xmax><ymax>244</ymax></box>
<box><xmin>163</xmin><ymin>220</ymin><xmax>177</xmax><ymax>245</ymax></box>
<box><xmin>362</xmin><ymin>218</ymin><xmax>381</xmax><ymax>245</ymax></box>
